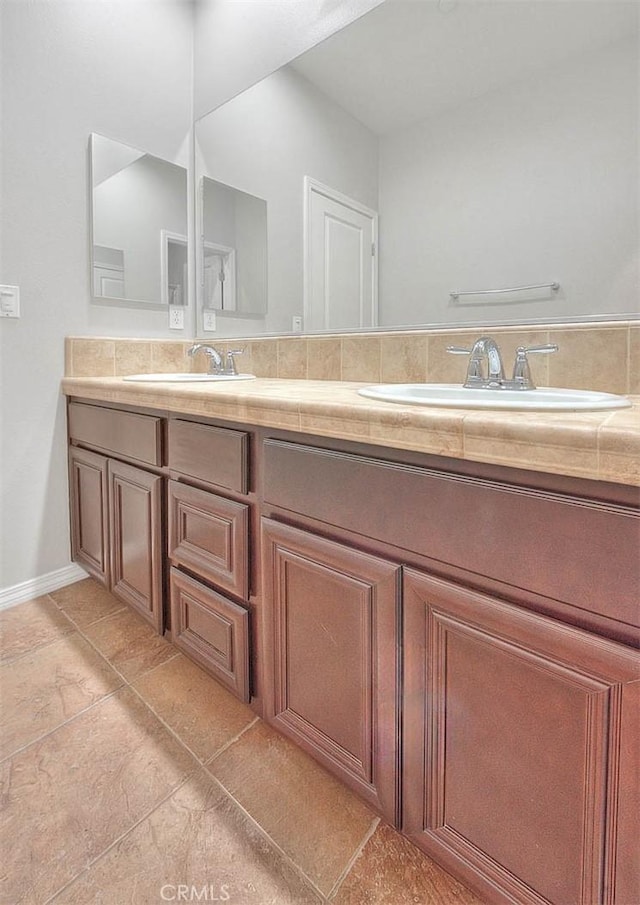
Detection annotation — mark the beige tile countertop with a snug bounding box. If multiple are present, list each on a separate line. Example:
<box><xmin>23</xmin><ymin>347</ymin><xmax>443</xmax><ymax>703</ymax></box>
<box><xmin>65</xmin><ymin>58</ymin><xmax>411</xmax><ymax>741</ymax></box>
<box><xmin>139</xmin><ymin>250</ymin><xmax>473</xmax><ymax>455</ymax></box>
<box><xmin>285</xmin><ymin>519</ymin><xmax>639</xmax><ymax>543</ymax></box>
<box><xmin>61</xmin><ymin>376</ymin><xmax>640</xmax><ymax>488</ymax></box>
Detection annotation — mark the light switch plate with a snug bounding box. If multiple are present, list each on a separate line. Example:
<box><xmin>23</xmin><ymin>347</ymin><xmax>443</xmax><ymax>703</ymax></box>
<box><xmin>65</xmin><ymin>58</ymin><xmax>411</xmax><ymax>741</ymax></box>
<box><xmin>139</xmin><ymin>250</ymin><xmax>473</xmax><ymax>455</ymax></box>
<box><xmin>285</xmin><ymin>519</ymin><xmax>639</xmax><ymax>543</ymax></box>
<box><xmin>0</xmin><ymin>285</ymin><xmax>20</xmax><ymax>318</ymax></box>
<box><xmin>203</xmin><ymin>310</ymin><xmax>217</xmax><ymax>331</ymax></box>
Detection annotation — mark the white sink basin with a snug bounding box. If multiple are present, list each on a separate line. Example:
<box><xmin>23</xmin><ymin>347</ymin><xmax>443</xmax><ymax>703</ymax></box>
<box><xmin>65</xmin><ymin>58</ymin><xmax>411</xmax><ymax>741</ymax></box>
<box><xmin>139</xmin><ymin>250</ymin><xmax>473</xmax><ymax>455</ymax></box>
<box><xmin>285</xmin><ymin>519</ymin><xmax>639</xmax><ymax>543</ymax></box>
<box><xmin>123</xmin><ymin>373</ymin><xmax>256</xmax><ymax>382</ymax></box>
<box><xmin>358</xmin><ymin>383</ymin><xmax>632</xmax><ymax>411</ymax></box>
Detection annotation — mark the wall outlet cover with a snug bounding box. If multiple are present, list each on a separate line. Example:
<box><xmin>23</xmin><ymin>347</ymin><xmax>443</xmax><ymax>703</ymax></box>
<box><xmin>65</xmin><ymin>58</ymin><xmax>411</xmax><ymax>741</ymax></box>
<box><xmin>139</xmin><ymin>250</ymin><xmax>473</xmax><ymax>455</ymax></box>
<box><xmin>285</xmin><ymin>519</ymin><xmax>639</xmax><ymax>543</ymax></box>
<box><xmin>203</xmin><ymin>310</ymin><xmax>217</xmax><ymax>331</ymax></box>
<box><xmin>169</xmin><ymin>306</ymin><xmax>185</xmax><ymax>330</ymax></box>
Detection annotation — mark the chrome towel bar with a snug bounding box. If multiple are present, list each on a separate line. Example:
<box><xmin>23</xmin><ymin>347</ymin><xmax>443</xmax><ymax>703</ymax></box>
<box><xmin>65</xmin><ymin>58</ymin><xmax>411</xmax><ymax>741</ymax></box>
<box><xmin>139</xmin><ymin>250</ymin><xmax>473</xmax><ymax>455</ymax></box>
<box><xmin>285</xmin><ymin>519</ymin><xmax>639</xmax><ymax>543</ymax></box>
<box><xmin>450</xmin><ymin>282</ymin><xmax>560</xmax><ymax>300</ymax></box>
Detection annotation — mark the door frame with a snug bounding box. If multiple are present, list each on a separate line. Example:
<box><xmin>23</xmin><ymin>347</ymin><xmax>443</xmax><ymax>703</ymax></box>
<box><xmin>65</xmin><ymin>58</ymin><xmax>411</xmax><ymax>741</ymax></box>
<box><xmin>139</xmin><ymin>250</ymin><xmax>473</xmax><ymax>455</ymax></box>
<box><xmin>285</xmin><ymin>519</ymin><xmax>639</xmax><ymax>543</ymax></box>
<box><xmin>160</xmin><ymin>230</ymin><xmax>188</xmax><ymax>306</ymax></box>
<box><xmin>203</xmin><ymin>240</ymin><xmax>237</xmax><ymax>312</ymax></box>
<box><xmin>303</xmin><ymin>176</ymin><xmax>378</xmax><ymax>331</ymax></box>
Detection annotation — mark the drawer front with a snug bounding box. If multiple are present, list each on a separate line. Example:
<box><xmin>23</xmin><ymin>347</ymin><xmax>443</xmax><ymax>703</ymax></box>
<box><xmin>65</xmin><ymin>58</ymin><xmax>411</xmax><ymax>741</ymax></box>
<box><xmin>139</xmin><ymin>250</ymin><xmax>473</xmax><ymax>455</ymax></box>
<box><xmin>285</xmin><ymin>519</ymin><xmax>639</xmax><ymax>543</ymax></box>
<box><xmin>168</xmin><ymin>419</ymin><xmax>248</xmax><ymax>493</ymax></box>
<box><xmin>68</xmin><ymin>402</ymin><xmax>163</xmax><ymax>466</ymax></box>
<box><xmin>170</xmin><ymin>568</ymin><xmax>250</xmax><ymax>702</ymax></box>
<box><xmin>168</xmin><ymin>480</ymin><xmax>249</xmax><ymax>599</ymax></box>
<box><xmin>263</xmin><ymin>439</ymin><xmax>640</xmax><ymax>627</ymax></box>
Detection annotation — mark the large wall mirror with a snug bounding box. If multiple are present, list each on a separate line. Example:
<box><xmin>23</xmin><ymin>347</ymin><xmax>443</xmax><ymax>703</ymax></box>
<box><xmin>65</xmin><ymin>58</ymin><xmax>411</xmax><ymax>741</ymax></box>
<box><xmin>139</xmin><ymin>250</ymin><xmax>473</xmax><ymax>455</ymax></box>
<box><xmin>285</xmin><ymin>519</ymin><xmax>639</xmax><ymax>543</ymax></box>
<box><xmin>195</xmin><ymin>0</ymin><xmax>638</xmax><ymax>338</ymax></box>
<box><xmin>90</xmin><ymin>133</ymin><xmax>188</xmax><ymax>308</ymax></box>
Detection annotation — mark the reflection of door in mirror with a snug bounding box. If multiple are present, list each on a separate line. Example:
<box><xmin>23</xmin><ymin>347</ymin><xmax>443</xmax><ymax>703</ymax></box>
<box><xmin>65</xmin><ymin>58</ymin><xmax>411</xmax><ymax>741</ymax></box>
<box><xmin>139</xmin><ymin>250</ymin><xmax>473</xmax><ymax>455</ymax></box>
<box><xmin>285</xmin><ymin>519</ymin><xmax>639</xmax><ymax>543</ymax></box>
<box><xmin>93</xmin><ymin>245</ymin><xmax>125</xmax><ymax>298</ymax></box>
<box><xmin>304</xmin><ymin>177</ymin><xmax>378</xmax><ymax>332</ymax></box>
<box><xmin>204</xmin><ymin>243</ymin><xmax>236</xmax><ymax>311</ymax></box>
<box><xmin>161</xmin><ymin>231</ymin><xmax>188</xmax><ymax>306</ymax></box>
<box><xmin>90</xmin><ymin>133</ymin><xmax>188</xmax><ymax>308</ymax></box>
<box><xmin>201</xmin><ymin>176</ymin><xmax>267</xmax><ymax>317</ymax></box>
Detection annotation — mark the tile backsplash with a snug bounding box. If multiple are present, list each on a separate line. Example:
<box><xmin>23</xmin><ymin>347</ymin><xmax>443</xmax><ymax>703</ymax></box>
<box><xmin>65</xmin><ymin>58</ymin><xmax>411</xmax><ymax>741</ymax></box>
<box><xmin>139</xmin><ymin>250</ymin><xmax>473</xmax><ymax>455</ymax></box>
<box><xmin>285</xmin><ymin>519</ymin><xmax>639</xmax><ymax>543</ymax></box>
<box><xmin>66</xmin><ymin>322</ymin><xmax>639</xmax><ymax>395</ymax></box>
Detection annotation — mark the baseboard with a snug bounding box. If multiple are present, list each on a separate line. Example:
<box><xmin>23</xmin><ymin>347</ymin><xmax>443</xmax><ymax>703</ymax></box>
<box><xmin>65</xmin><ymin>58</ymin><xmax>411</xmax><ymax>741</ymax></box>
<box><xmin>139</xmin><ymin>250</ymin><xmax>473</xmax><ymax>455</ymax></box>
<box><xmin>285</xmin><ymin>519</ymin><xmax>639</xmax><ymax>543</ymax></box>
<box><xmin>0</xmin><ymin>564</ymin><xmax>89</xmax><ymax>611</ymax></box>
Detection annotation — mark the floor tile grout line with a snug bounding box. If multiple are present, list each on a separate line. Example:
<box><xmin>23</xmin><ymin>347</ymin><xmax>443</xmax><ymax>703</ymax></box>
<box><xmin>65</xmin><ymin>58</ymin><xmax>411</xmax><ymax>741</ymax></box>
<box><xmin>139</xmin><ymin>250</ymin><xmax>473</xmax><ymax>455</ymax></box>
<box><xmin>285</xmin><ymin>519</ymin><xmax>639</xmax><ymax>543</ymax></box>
<box><xmin>53</xmin><ymin>603</ymin><xmax>128</xmax><ymax>633</ymax></box>
<box><xmin>125</xmin><ymin>681</ymin><xmax>229</xmax><ymax>769</ymax></box>
<box><xmin>1</xmin><ymin>627</ymin><xmax>190</xmax><ymax>766</ymax></box>
<box><xmin>0</xmin><ymin>685</ymin><xmax>126</xmax><ymax>766</ymax></box>
<box><xmin>42</xmin><ymin>770</ymin><xmax>199</xmax><ymax>905</ymax></box>
<box><xmin>325</xmin><ymin>815</ymin><xmax>381</xmax><ymax>901</ymax></box>
<box><xmin>121</xmin><ymin>647</ymin><xmax>183</xmax><ymax>681</ymax></box>
<box><xmin>200</xmin><ymin>767</ymin><xmax>330</xmax><ymax>903</ymax></box>
<box><xmin>59</xmin><ymin>620</ymin><xmax>144</xmax><ymax>687</ymax></box>
<box><xmin>204</xmin><ymin>714</ymin><xmax>261</xmax><ymax>765</ymax></box>
<box><xmin>0</xmin><ymin>606</ymin><xmax>77</xmax><ymax>665</ymax></box>
<box><xmin>0</xmin><ymin>630</ymin><xmax>76</xmax><ymax>666</ymax></box>
<box><xmin>69</xmin><ymin>607</ymin><xmax>182</xmax><ymax>687</ymax></box>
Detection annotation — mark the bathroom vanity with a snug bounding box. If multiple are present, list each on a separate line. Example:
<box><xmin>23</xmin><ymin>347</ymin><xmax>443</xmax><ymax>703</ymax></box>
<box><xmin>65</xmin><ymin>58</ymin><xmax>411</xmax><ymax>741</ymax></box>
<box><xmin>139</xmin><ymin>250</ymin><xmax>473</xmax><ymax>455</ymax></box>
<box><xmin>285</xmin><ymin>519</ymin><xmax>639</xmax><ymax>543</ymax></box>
<box><xmin>64</xmin><ymin>377</ymin><xmax>639</xmax><ymax>905</ymax></box>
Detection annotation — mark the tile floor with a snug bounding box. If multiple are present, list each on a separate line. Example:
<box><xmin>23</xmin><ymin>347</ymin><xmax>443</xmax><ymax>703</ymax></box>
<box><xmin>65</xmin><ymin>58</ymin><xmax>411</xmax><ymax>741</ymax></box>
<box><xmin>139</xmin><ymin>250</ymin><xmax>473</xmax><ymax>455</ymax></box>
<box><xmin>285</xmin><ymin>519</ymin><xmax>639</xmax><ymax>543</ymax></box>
<box><xmin>0</xmin><ymin>578</ymin><xmax>484</xmax><ymax>905</ymax></box>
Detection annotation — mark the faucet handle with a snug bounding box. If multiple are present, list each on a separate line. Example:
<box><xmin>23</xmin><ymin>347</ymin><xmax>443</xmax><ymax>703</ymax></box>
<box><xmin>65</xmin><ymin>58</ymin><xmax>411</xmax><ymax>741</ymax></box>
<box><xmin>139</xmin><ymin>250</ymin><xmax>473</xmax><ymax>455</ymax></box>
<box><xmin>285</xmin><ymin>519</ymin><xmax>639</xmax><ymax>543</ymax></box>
<box><xmin>224</xmin><ymin>348</ymin><xmax>245</xmax><ymax>375</ymax></box>
<box><xmin>512</xmin><ymin>344</ymin><xmax>558</xmax><ymax>388</ymax></box>
<box><xmin>516</xmin><ymin>343</ymin><xmax>559</xmax><ymax>356</ymax></box>
<box><xmin>446</xmin><ymin>345</ymin><xmax>485</xmax><ymax>380</ymax></box>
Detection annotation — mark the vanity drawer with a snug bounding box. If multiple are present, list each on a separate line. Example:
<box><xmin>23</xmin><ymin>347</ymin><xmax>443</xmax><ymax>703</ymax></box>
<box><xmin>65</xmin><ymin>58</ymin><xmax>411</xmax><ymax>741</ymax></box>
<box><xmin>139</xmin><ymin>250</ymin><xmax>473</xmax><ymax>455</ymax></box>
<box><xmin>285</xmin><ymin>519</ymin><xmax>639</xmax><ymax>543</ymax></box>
<box><xmin>168</xmin><ymin>480</ymin><xmax>249</xmax><ymax>600</ymax></box>
<box><xmin>263</xmin><ymin>439</ymin><xmax>640</xmax><ymax>627</ymax></box>
<box><xmin>168</xmin><ymin>419</ymin><xmax>248</xmax><ymax>494</ymax></box>
<box><xmin>68</xmin><ymin>402</ymin><xmax>163</xmax><ymax>467</ymax></box>
<box><xmin>170</xmin><ymin>568</ymin><xmax>250</xmax><ymax>702</ymax></box>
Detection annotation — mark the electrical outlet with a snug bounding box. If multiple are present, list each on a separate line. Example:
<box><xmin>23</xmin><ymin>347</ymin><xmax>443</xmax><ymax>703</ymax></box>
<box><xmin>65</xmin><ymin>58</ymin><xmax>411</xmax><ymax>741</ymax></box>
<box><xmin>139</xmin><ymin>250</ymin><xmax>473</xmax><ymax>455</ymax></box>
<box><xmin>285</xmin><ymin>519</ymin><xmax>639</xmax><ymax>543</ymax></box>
<box><xmin>292</xmin><ymin>315</ymin><xmax>303</xmax><ymax>332</ymax></box>
<box><xmin>169</xmin><ymin>306</ymin><xmax>184</xmax><ymax>330</ymax></box>
<box><xmin>203</xmin><ymin>310</ymin><xmax>217</xmax><ymax>332</ymax></box>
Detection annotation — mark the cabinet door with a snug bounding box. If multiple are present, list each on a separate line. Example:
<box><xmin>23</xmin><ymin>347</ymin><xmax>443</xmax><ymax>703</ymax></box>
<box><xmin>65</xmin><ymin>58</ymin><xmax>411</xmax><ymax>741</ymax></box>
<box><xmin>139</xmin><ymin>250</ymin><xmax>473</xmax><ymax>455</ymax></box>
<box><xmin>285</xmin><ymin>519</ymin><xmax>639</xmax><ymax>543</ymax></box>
<box><xmin>403</xmin><ymin>568</ymin><xmax>640</xmax><ymax>905</ymax></box>
<box><xmin>69</xmin><ymin>446</ymin><xmax>110</xmax><ymax>585</ymax></box>
<box><xmin>109</xmin><ymin>460</ymin><xmax>164</xmax><ymax>633</ymax></box>
<box><xmin>262</xmin><ymin>518</ymin><xmax>401</xmax><ymax>824</ymax></box>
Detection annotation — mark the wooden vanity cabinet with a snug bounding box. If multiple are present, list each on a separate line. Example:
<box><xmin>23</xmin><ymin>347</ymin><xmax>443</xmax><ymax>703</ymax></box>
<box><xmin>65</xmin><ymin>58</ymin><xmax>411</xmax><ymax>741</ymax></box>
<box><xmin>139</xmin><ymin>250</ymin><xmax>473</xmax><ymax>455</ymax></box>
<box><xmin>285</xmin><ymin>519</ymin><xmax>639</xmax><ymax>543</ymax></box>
<box><xmin>261</xmin><ymin>435</ymin><xmax>639</xmax><ymax>904</ymax></box>
<box><xmin>67</xmin><ymin>398</ymin><xmax>639</xmax><ymax>904</ymax></box>
<box><xmin>262</xmin><ymin>517</ymin><xmax>401</xmax><ymax>824</ymax></box>
<box><xmin>68</xmin><ymin>403</ymin><xmax>164</xmax><ymax>632</ymax></box>
<box><xmin>167</xmin><ymin>417</ymin><xmax>252</xmax><ymax>702</ymax></box>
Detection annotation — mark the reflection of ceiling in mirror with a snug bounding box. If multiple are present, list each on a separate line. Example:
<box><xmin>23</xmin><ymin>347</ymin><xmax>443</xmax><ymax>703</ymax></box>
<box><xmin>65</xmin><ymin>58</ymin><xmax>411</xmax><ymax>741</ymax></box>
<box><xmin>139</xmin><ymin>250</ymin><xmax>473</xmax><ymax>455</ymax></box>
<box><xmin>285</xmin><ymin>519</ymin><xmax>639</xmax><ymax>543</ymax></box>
<box><xmin>194</xmin><ymin>0</ymin><xmax>638</xmax><ymax>336</ymax></box>
<box><xmin>291</xmin><ymin>0</ymin><xmax>638</xmax><ymax>135</ymax></box>
<box><xmin>91</xmin><ymin>134</ymin><xmax>146</xmax><ymax>187</ymax></box>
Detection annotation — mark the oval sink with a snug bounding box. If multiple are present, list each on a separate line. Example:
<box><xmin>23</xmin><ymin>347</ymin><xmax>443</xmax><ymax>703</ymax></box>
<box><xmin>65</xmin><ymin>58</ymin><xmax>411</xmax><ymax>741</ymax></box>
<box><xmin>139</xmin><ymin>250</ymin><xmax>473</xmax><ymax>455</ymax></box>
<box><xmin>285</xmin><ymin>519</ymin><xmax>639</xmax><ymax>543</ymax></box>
<box><xmin>358</xmin><ymin>384</ymin><xmax>632</xmax><ymax>411</ymax></box>
<box><xmin>123</xmin><ymin>373</ymin><xmax>256</xmax><ymax>382</ymax></box>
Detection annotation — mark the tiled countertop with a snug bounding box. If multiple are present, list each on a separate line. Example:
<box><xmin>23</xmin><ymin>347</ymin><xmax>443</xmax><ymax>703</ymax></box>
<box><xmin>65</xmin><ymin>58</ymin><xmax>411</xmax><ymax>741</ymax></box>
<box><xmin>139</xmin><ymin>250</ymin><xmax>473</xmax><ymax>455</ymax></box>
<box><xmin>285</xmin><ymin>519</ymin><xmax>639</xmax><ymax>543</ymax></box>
<box><xmin>61</xmin><ymin>376</ymin><xmax>640</xmax><ymax>488</ymax></box>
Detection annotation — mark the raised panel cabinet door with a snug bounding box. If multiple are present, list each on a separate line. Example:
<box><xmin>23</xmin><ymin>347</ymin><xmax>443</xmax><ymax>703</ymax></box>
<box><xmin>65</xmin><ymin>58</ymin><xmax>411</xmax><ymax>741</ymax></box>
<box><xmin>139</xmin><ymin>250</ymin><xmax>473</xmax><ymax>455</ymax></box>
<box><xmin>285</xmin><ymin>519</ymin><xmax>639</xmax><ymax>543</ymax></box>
<box><xmin>262</xmin><ymin>517</ymin><xmax>401</xmax><ymax>824</ymax></box>
<box><xmin>108</xmin><ymin>459</ymin><xmax>164</xmax><ymax>633</ymax></box>
<box><xmin>403</xmin><ymin>568</ymin><xmax>640</xmax><ymax>905</ymax></box>
<box><xmin>69</xmin><ymin>446</ymin><xmax>110</xmax><ymax>585</ymax></box>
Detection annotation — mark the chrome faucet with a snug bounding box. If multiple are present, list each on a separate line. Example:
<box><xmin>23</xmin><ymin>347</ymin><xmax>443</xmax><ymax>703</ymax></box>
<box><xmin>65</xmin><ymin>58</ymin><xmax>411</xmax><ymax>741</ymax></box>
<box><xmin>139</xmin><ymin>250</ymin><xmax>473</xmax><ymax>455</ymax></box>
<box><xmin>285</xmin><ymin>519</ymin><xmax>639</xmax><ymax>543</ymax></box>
<box><xmin>187</xmin><ymin>343</ymin><xmax>245</xmax><ymax>376</ymax></box>
<box><xmin>447</xmin><ymin>336</ymin><xmax>506</xmax><ymax>388</ymax></box>
<box><xmin>447</xmin><ymin>336</ymin><xmax>558</xmax><ymax>390</ymax></box>
<box><xmin>187</xmin><ymin>343</ymin><xmax>224</xmax><ymax>374</ymax></box>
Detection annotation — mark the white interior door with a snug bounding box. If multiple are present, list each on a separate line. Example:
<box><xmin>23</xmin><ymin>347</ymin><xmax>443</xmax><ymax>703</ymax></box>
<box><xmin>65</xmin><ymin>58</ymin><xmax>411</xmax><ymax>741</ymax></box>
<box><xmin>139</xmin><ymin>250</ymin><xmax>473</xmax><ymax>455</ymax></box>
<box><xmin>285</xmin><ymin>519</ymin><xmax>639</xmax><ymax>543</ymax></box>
<box><xmin>304</xmin><ymin>178</ymin><xmax>378</xmax><ymax>332</ymax></box>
